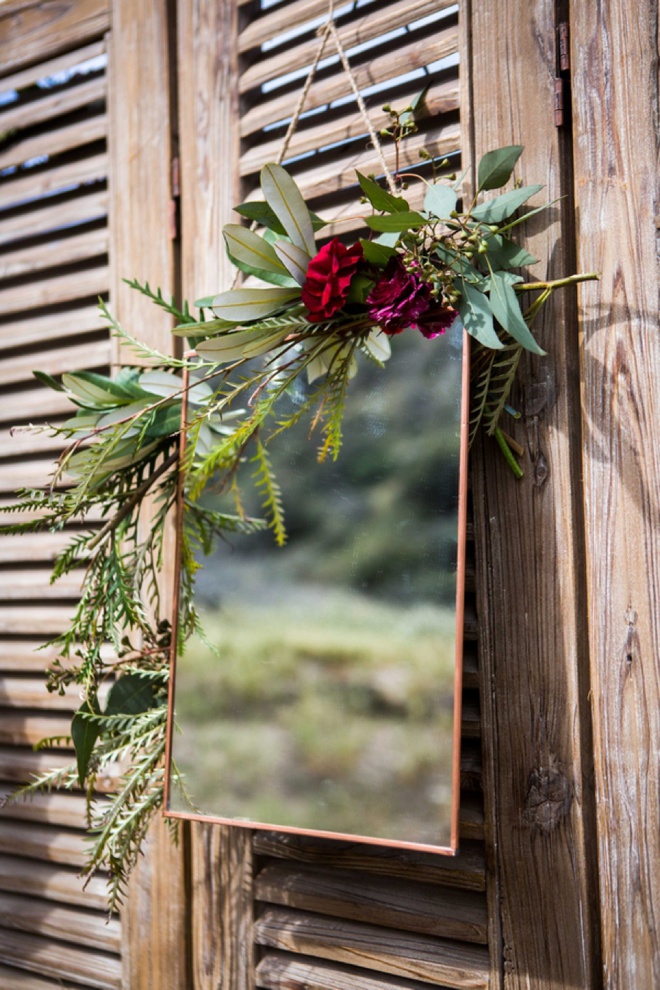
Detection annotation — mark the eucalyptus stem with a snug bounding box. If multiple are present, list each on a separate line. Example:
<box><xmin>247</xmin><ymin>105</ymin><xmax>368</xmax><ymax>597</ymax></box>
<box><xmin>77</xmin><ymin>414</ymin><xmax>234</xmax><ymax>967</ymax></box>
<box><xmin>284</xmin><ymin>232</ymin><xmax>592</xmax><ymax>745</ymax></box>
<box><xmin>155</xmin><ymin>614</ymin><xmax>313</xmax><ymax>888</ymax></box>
<box><xmin>515</xmin><ymin>272</ymin><xmax>599</xmax><ymax>292</ymax></box>
<box><xmin>493</xmin><ymin>427</ymin><xmax>524</xmax><ymax>479</ymax></box>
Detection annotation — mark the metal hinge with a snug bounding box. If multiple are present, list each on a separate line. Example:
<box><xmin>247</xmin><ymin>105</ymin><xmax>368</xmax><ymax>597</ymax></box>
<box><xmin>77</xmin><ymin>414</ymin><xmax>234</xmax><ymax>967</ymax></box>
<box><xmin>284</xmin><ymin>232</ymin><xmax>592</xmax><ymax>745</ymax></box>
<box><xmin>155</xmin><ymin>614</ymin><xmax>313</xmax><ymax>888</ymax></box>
<box><xmin>554</xmin><ymin>21</ymin><xmax>570</xmax><ymax>127</ymax></box>
<box><xmin>169</xmin><ymin>155</ymin><xmax>181</xmax><ymax>240</ymax></box>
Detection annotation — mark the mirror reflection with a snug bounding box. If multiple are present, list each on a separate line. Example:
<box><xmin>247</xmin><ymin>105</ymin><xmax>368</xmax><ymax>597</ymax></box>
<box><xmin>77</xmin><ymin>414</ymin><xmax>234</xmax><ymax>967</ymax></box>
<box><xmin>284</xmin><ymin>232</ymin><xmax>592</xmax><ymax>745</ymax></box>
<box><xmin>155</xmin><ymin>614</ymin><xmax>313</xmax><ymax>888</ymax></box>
<box><xmin>168</xmin><ymin>320</ymin><xmax>466</xmax><ymax>850</ymax></box>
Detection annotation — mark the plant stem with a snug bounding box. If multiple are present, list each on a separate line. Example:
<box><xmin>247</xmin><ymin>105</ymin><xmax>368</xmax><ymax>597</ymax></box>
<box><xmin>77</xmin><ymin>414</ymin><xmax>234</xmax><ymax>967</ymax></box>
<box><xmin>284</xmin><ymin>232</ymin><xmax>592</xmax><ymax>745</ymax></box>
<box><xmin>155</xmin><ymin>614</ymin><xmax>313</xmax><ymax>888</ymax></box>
<box><xmin>493</xmin><ymin>427</ymin><xmax>524</xmax><ymax>478</ymax></box>
<box><xmin>514</xmin><ymin>272</ymin><xmax>599</xmax><ymax>292</ymax></box>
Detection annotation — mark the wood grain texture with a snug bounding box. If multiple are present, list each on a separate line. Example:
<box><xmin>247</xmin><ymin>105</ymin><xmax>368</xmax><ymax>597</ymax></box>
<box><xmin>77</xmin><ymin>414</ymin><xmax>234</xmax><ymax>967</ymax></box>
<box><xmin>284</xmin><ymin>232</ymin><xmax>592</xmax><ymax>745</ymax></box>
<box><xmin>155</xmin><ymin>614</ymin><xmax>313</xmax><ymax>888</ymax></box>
<box><xmin>569</xmin><ymin>1</ymin><xmax>660</xmax><ymax>986</ymax></box>
<box><xmin>0</xmin><ymin>0</ymin><xmax>110</xmax><ymax>76</ymax></box>
<box><xmin>256</xmin><ymin>951</ymin><xmax>447</xmax><ymax>990</ymax></box>
<box><xmin>0</xmin><ymin>152</ymin><xmax>108</xmax><ymax>211</ymax></box>
<box><xmin>190</xmin><ymin>823</ymin><xmax>255</xmax><ymax>990</ymax></box>
<box><xmin>0</xmin><ymin>856</ymin><xmax>109</xmax><ymax>911</ymax></box>
<box><xmin>254</xmin><ymin>907</ymin><xmax>489</xmax><ymax>989</ymax></box>
<box><xmin>0</xmin><ymin>891</ymin><xmax>120</xmax><ymax>952</ymax></box>
<box><xmin>0</xmin><ymin>37</ymin><xmax>105</xmax><ymax>94</ymax></box>
<box><xmin>468</xmin><ymin>0</ymin><xmax>600</xmax><ymax>987</ymax></box>
<box><xmin>107</xmin><ymin>3</ymin><xmax>189</xmax><ymax>987</ymax></box>
<box><xmin>0</xmin><ymin>928</ymin><xmax>121</xmax><ymax>990</ymax></box>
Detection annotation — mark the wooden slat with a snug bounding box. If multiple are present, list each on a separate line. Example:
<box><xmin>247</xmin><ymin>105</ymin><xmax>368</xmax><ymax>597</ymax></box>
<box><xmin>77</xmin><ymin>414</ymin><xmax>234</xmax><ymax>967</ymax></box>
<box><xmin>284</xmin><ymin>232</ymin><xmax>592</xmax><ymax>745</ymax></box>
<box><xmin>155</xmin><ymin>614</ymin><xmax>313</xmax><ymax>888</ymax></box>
<box><xmin>0</xmin><ymin>533</ymin><xmax>77</xmax><ymax>564</ymax></box>
<box><xmin>469</xmin><ymin>1</ymin><xmax>601</xmax><ymax>987</ymax></box>
<box><xmin>0</xmin><ymin>605</ymin><xmax>74</xmax><ymax>635</ymax></box>
<box><xmin>240</xmin><ymin>81</ymin><xmax>460</xmax><ymax>176</ymax></box>
<box><xmin>0</xmin><ymin>892</ymin><xmax>119</xmax><ymax>953</ymax></box>
<box><xmin>0</xmin><ymin>961</ymin><xmax>92</xmax><ymax>989</ymax></box>
<box><xmin>240</xmin><ymin>0</ymin><xmax>455</xmax><ymax>53</ymax></box>
<box><xmin>0</xmin><ymin>189</ymin><xmax>108</xmax><ymax>247</ymax></box>
<box><xmin>0</xmin><ymin>641</ymin><xmax>65</xmax><ymax>673</ymax></box>
<box><xmin>0</xmin><ymin>714</ymin><xmax>72</xmax><ymax>747</ymax></box>
<box><xmin>0</xmin><ymin>457</ymin><xmax>69</xmax><ymax>489</ymax></box>
<box><xmin>0</xmin><ymin>929</ymin><xmax>120</xmax><ymax>990</ymax></box>
<box><xmin>0</xmin><ymin>792</ymin><xmax>88</xmax><ymax>828</ymax></box>
<box><xmin>0</xmin><ymin>75</ymin><xmax>106</xmax><ymax>135</ymax></box>
<box><xmin>257</xmin><ymin>952</ymin><xmax>443</xmax><ymax>990</ymax></box>
<box><xmin>0</xmin><ymin>305</ymin><xmax>105</xmax><ymax>349</ymax></box>
<box><xmin>0</xmin><ymin>39</ymin><xmax>105</xmax><ymax>96</ymax></box>
<box><xmin>0</xmin><ymin>569</ymin><xmax>82</xmax><ymax>601</ymax></box>
<box><xmin>0</xmin><ymin>389</ymin><xmax>93</xmax><ymax>426</ymax></box>
<box><xmin>0</xmin><ymin>821</ymin><xmax>86</xmax><ymax>867</ymax></box>
<box><xmin>240</xmin><ymin>28</ymin><xmax>458</xmax><ymax>134</ymax></box>
<box><xmin>0</xmin><ymin>855</ymin><xmax>108</xmax><ymax>911</ymax></box>
<box><xmin>239</xmin><ymin>0</ymin><xmax>456</xmax><ymax>91</ymax></box>
<box><xmin>0</xmin><ymin>113</ymin><xmax>107</xmax><ymax>172</ymax></box>
<box><xmin>246</xmin><ymin>122</ymin><xmax>461</xmax><ymax>202</ymax></box>
<box><xmin>0</xmin><ymin>228</ymin><xmax>108</xmax><ymax>279</ymax></box>
<box><xmin>0</xmin><ymin>747</ymin><xmax>73</xmax><ymax>785</ymax></box>
<box><xmin>0</xmin><ymin>152</ymin><xmax>108</xmax><ymax>212</ymax></box>
<box><xmin>0</xmin><ymin>428</ymin><xmax>65</xmax><ymax>457</ymax></box>
<box><xmin>0</xmin><ymin>267</ymin><xmax>109</xmax><ymax>318</ymax></box>
<box><xmin>0</xmin><ymin>0</ymin><xmax>110</xmax><ymax>77</ymax></box>
<box><xmin>252</xmin><ymin>834</ymin><xmax>486</xmax><ymax>893</ymax></box>
<box><xmin>255</xmin><ymin>861</ymin><xmax>487</xmax><ymax>943</ymax></box>
<box><xmin>570</xmin><ymin>0</ymin><xmax>660</xmax><ymax>985</ymax></box>
<box><xmin>0</xmin><ymin>337</ymin><xmax>109</xmax><ymax>386</ymax></box>
<box><xmin>254</xmin><ymin>908</ymin><xmax>490</xmax><ymax>989</ymax></box>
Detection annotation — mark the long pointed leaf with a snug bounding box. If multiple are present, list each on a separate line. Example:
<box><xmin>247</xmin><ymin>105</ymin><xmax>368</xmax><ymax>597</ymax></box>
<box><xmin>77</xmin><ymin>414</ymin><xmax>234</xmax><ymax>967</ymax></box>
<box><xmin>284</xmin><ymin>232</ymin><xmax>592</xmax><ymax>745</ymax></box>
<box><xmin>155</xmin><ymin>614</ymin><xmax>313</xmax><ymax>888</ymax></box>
<box><xmin>489</xmin><ymin>272</ymin><xmax>546</xmax><ymax>354</ymax></box>
<box><xmin>212</xmin><ymin>286</ymin><xmax>300</xmax><ymax>322</ymax></box>
<box><xmin>457</xmin><ymin>280</ymin><xmax>503</xmax><ymax>350</ymax></box>
<box><xmin>196</xmin><ymin>327</ymin><xmax>289</xmax><ymax>364</ymax></box>
<box><xmin>260</xmin><ymin>163</ymin><xmax>315</xmax><ymax>256</ymax></box>
<box><xmin>477</xmin><ymin>145</ymin><xmax>523</xmax><ymax>192</ymax></box>
<box><xmin>273</xmin><ymin>240</ymin><xmax>310</xmax><ymax>285</ymax></box>
<box><xmin>471</xmin><ymin>184</ymin><xmax>543</xmax><ymax>223</ymax></box>
<box><xmin>223</xmin><ymin>224</ymin><xmax>288</xmax><ymax>274</ymax></box>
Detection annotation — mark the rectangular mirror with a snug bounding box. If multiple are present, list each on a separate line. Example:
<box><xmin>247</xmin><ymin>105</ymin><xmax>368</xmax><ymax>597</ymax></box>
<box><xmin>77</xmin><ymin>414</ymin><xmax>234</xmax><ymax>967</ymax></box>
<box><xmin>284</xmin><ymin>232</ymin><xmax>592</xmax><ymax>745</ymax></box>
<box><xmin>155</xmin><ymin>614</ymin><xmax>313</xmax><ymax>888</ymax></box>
<box><xmin>165</xmin><ymin>319</ymin><xmax>468</xmax><ymax>853</ymax></box>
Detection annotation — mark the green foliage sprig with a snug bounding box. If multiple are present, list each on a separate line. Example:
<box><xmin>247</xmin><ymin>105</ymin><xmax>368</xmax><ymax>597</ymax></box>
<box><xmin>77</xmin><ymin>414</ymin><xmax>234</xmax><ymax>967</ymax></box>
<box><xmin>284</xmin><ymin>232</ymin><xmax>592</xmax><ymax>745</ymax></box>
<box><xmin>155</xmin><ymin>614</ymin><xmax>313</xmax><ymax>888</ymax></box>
<box><xmin>0</xmin><ymin>143</ymin><xmax>597</xmax><ymax>907</ymax></box>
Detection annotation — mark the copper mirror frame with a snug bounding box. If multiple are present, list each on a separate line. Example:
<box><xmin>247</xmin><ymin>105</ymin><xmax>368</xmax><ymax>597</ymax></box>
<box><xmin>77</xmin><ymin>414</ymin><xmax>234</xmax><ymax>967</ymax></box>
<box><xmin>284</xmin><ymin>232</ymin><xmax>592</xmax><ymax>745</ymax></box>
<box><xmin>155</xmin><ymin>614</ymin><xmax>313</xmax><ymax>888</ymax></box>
<box><xmin>164</xmin><ymin>324</ymin><xmax>469</xmax><ymax>855</ymax></box>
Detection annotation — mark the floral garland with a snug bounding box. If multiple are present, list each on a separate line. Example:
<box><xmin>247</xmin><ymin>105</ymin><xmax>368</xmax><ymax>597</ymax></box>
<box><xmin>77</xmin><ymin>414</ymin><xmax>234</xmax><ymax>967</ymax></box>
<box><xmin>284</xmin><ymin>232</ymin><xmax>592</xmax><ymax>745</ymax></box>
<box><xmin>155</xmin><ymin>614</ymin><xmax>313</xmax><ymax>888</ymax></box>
<box><xmin>0</xmin><ymin>145</ymin><xmax>596</xmax><ymax>907</ymax></box>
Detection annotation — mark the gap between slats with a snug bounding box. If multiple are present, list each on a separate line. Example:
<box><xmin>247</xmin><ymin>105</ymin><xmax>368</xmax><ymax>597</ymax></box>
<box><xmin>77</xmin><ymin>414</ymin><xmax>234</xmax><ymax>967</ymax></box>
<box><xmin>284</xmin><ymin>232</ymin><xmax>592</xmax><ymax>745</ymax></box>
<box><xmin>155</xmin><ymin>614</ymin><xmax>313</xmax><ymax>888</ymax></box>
<box><xmin>0</xmin><ymin>929</ymin><xmax>121</xmax><ymax>990</ymax></box>
<box><xmin>0</xmin><ymin>892</ymin><xmax>119</xmax><ymax>953</ymax></box>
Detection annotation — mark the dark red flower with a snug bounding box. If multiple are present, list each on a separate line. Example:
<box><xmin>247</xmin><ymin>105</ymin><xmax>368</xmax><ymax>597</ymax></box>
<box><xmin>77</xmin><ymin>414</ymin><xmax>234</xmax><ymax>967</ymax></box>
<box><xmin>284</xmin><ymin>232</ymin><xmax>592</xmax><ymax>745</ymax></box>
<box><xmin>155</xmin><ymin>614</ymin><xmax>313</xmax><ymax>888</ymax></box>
<box><xmin>416</xmin><ymin>306</ymin><xmax>458</xmax><ymax>339</ymax></box>
<box><xmin>301</xmin><ymin>238</ymin><xmax>363</xmax><ymax>322</ymax></box>
<box><xmin>366</xmin><ymin>258</ymin><xmax>432</xmax><ymax>335</ymax></box>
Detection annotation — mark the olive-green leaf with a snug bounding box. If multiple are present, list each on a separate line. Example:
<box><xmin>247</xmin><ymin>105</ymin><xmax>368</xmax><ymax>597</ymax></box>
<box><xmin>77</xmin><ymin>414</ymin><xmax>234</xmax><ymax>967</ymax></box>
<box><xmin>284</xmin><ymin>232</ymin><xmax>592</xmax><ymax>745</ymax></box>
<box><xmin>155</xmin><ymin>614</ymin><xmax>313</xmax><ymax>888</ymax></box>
<box><xmin>71</xmin><ymin>696</ymin><xmax>101</xmax><ymax>786</ymax></box>
<box><xmin>356</xmin><ymin>171</ymin><xmax>409</xmax><ymax>213</ymax></box>
<box><xmin>260</xmin><ymin>163</ymin><xmax>316</xmax><ymax>256</ymax></box>
<box><xmin>33</xmin><ymin>370</ymin><xmax>64</xmax><ymax>392</ymax></box>
<box><xmin>105</xmin><ymin>673</ymin><xmax>156</xmax><ymax>717</ymax></box>
<box><xmin>457</xmin><ymin>280</ymin><xmax>503</xmax><ymax>349</ymax></box>
<box><xmin>364</xmin><ymin>211</ymin><xmax>426</xmax><ymax>232</ymax></box>
<box><xmin>481</xmin><ymin>234</ymin><xmax>538</xmax><ymax>270</ymax></box>
<box><xmin>273</xmin><ymin>240</ymin><xmax>311</xmax><ymax>285</ymax></box>
<box><xmin>359</xmin><ymin>239</ymin><xmax>397</xmax><ymax>265</ymax></box>
<box><xmin>196</xmin><ymin>327</ymin><xmax>289</xmax><ymax>364</ymax></box>
<box><xmin>223</xmin><ymin>224</ymin><xmax>288</xmax><ymax>275</ymax></box>
<box><xmin>61</xmin><ymin>373</ymin><xmax>134</xmax><ymax>409</ymax></box>
<box><xmin>234</xmin><ymin>201</ymin><xmax>327</xmax><ymax>234</ymax></box>
<box><xmin>212</xmin><ymin>287</ymin><xmax>300</xmax><ymax>323</ymax></box>
<box><xmin>477</xmin><ymin>145</ymin><xmax>524</xmax><ymax>192</ymax></box>
<box><xmin>424</xmin><ymin>183</ymin><xmax>457</xmax><ymax>218</ymax></box>
<box><xmin>471</xmin><ymin>184</ymin><xmax>543</xmax><ymax>224</ymax></box>
<box><xmin>488</xmin><ymin>271</ymin><xmax>546</xmax><ymax>354</ymax></box>
<box><xmin>139</xmin><ymin>369</ymin><xmax>213</xmax><ymax>406</ymax></box>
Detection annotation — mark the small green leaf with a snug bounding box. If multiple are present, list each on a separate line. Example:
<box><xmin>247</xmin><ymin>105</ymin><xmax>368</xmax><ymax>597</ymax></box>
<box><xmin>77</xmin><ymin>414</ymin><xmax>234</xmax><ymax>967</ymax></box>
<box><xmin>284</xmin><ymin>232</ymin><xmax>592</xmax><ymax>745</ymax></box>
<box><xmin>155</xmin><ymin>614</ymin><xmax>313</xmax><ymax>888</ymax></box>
<box><xmin>105</xmin><ymin>673</ymin><xmax>156</xmax><ymax>717</ymax></box>
<box><xmin>194</xmin><ymin>295</ymin><xmax>217</xmax><ymax>309</ymax></box>
<box><xmin>356</xmin><ymin>171</ymin><xmax>409</xmax><ymax>213</ymax></box>
<box><xmin>234</xmin><ymin>201</ymin><xmax>327</xmax><ymax>234</ymax></box>
<box><xmin>71</xmin><ymin>696</ymin><xmax>101</xmax><ymax>786</ymax></box>
<box><xmin>477</xmin><ymin>145</ymin><xmax>524</xmax><ymax>192</ymax></box>
<box><xmin>260</xmin><ymin>163</ymin><xmax>316</xmax><ymax>256</ymax></box>
<box><xmin>364</xmin><ymin>211</ymin><xmax>426</xmax><ymax>232</ymax></box>
<box><xmin>480</xmin><ymin>234</ymin><xmax>538</xmax><ymax>270</ymax></box>
<box><xmin>471</xmin><ymin>184</ymin><xmax>543</xmax><ymax>224</ymax></box>
<box><xmin>61</xmin><ymin>372</ymin><xmax>135</xmax><ymax>409</ymax></box>
<box><xmin>359</xmin><ymin>239</ymin><xmax>397</xmax><ymax>265</ymax></box>
<box><xmin>273</xmin><ymin>240</ymin><xmax>311</xmax><ymax>285</ymax></box>
<box><xmin>174</xmin><ymin>317</ymin><xmax>241</xmax><ymax>337</ymax></box>
<box><xmin>457</xmin><ymin>280</ymin><xmax>503</xmax><ymax>349</ymax></box>
<box><xmin>212</xmin><ymin>286</ymin><xmax>300</xmax><ymax>323</ymax></box>
<box><xmin>196</xmin><ymin>327</ymin><xmax>289</xmax><ymax>364</ymax></box>
<box><xmin>424</xmin><ymin>183</ymin><xmax>457</xmax><ymax>218</ymax></box>
<box><xmin>488</xmin><ymin>272</ymin><xmax>546</xmax><ymax>354</ymax></box>
<box><xmin>33</xmin><ymin>370</ymin><xmax>64</xmax><ymax>392</ymax></box>
<box><xmin>223</xmin><ymin>224</ymin><xmax>288</xmax><ymax>275</ymax></box>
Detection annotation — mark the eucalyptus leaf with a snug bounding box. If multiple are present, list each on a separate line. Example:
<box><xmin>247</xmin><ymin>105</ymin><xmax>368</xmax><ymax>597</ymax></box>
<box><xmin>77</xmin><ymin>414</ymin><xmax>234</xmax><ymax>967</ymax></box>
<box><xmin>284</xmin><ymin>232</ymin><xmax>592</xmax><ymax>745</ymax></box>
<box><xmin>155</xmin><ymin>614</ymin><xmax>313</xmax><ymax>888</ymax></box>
<box><xmin>234</xmin><ymin>201</ymin><xmax>327</xmax><ymax>234</ymax></box>
<box><xmin>424</xmin><ymin>183</ymin><xmax>457</xmax><ymax>218</ymax></box>
<box><xmin>457</xmin><ymin>280</ymin><xmax>503</xmax><ymax>349</ymax></box>
<box><xmin>62</xmin><ymin>373</ymin><xmax>134</xmax><ymax>409</ymax></box>
<box><xmin>196</xmin><ymin>327</ymin><xmax>289</xmax><ymax>364</ymax></box>
<box><xmin>105</xmin><ymin>673</ymin><xmax>156</xmax><ymax>717</ymax></box>
<box><xmin>212</xmin><ymin>287</ymin><xmax>300</xmax><ymax>323</ymax></box>
<box><xmin>72</xmin><ymin>696</ymin><xmax>101</xmax><ymax>786</ymax></box>
<box><xmin>477</xmin><ymin>145</ymin><xmax>523</xmax><ymax>192</ymax></box>
<box><xmin>471</xmin><ymin>184</ymin><xmax>543</xmax><ymax>224</ymax></box>
<box><xmin>360</xmin><ymin>239</ymin><xmax>398</xmax><ymax>265</ymax></box>
<box><xmin>260</xmin><ymin>163</ymin><xmax>316</xmax><ymax>256</ymax></box>
<box><xmin>365</xmin><ymin>211</ymin><xmax>426</xmax><ymax>233</ymax></box>
<box><xmin>273</xmin><ymin>240</ymin><xmax>311</xmax><ymax>285</ymax></box>
<box><xmin>96</xmin><ymin>400</ymin><xmax>153</xmax><ymax>436</ymax></box>
<box><xmin>356</xmin><ymin>171</ymin><xmax>409</xmax><ymax>213</ymax></box>
<box><xmin>488</xmin><ymin>271</ymin><xmax>546</xmax><ymax>354</ymax></box>
<box><xmin>223</xmin><ymin>224</ymin><xmax>288</xmax><ymax>275</ymax></box>
<box><xmin>481</xmin><ymin>234</ymin><xmax>538</xmax><ymax>270</ymax></box>
<box><xmin>139</xmin><ymin>370</ymin><xmax>213</xmax><ymax>406</ymax></box>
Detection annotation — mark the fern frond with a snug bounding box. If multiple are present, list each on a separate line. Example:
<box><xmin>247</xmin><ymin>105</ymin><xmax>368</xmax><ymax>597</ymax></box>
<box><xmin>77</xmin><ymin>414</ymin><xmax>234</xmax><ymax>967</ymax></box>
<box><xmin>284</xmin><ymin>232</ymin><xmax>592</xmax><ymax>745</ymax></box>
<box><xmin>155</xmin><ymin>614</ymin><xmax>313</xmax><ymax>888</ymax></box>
<box><xmin>252</xmin><ymin>438</ymin><xmax>287</xmax><ymax>546</ymax></box>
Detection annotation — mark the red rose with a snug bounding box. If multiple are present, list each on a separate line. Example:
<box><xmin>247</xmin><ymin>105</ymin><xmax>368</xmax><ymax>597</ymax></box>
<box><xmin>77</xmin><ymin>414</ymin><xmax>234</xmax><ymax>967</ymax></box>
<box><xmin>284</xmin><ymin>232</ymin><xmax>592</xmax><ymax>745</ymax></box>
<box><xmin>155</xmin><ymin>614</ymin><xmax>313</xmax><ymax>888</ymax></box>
<box><xmin>301</xmin><ymin>238</ymin><xmax>363</xmax><ymax>322</ymax></box>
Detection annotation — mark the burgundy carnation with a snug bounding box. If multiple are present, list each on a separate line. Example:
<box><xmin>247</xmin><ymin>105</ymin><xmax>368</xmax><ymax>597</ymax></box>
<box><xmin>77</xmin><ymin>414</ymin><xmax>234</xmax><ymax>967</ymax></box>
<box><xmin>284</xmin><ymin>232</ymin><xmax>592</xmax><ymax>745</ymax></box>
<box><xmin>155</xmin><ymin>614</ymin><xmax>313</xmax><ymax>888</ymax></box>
<box><xmin>301</xmin><ymin>238</ymin><xmax>363</xmax><ymax>322</ymax></box>
<box><xmin>366</xmin><ymin>258</ymin><xmax>432</xmax><ymax>335</ymax></box>
<box><xmin>367</xmin><ymin>258</ymin><xmax>457</xmax><ymax>338</ymax></box>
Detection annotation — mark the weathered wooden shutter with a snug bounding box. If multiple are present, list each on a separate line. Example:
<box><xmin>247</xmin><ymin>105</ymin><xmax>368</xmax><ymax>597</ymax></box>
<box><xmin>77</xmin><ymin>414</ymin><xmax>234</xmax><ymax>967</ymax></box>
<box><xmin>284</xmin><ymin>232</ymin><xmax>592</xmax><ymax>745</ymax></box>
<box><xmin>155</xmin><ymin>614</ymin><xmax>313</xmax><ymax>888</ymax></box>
<box><xmin>0</xmin><ymin>3</ymin><xmax>123</xmax><ymax>988</ymax></box>
<box><xmin>165</xmin><ymin>2</ymin><xmax>491</xmax><ymax>988</ymax></box>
